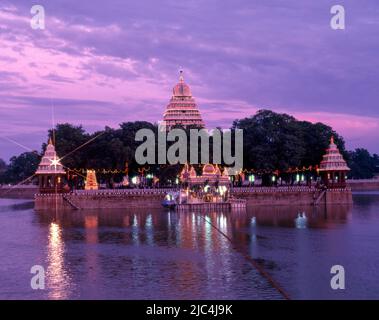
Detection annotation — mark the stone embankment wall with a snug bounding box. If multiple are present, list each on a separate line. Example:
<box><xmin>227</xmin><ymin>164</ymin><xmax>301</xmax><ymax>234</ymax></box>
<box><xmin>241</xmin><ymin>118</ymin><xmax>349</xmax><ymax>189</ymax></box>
<box><xmin>34</xmin><ymin>189</ymin><xmax>176</xmax><ymax>210</ymax></box>
<box><xmin>347</xmin><ymin>179</ymin><xmax>379</xmax><ymax>191</ymax></box>
<box><xmin>0</xmin><ymin>186</ymin><xmax>37</xmax><ymax>199</ymax></box>
<box><xmin>231</xmin><ymin>187</ymin><xmax>353</xmax><ymax>206</ymax></box>
<box><xmin>35</xmin><ymin>186</ymin><xmax>353</xmax><ymax>210</ymax></box>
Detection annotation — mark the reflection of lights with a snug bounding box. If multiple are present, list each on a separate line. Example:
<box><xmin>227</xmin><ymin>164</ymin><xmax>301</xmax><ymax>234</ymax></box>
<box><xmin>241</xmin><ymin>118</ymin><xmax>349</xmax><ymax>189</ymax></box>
<box><xmin>49</xmin><ymin>222</ymin><xmax>61</xmax><ymax>247</ymax></box>
<box><xmin>47</xmin><ymin>222</ymin><xmax>69</xmax><ymax>299</ymax></box>
<box><xmin>295</xmin><ymin>213</ymin><xmax>308</xmax><ymax>229</ymax></box>
<box><xmin>251</xmin><ymin>216</ymin><xmax>257</xmax><ymax>226</ymax></box>
<box><xmin>85</xmin><ymin>216</ymin><xmax>98</xmax><ymax>244</ymax></box>
<box><xmin>133</xmin><ymin>214</ymin><xmax>138</xmax><ymax>227</ymax></box>
<box><xmin>219</xmin><ymin>214</ymin><xmax>227</xmax><ymax>233</ymax></box>
<box><xmin>146</xmin><ymin>214</ymin><xmax>153</xmax><ymax>245</ymax></box>
<box><xmin>146</xmin><ymin>214</ymin><xmax>152</xmax><ymax>228</ymax></box>
<box><xmin>203</xmin><ymin>215</ymin><xmax>212</xmax><ymax>254</ymax></box>
<box><xmin>132</xmin><ymin>214</ymin><xmax>139</xmax><ymax>244</ymax></box>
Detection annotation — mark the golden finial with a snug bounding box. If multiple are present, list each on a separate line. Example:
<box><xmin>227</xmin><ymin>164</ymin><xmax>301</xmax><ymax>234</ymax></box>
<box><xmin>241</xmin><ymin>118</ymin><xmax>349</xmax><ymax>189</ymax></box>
<box><xmin>179</xmin><ymin>69</ymin><xmax>184</xmax><ymax>82</ymax></box>
<box><xmin>330</xmin><ymin>136</ymin><xmax>335</xmax><ymax>144</ymax></box>
<box><xmin>48</xmin><ymin>137</ymin><xmax>53</xmax><ymax>145</ymax></box>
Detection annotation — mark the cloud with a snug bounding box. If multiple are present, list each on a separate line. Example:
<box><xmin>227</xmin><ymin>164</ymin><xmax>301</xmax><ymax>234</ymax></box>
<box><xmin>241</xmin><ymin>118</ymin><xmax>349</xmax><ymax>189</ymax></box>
<box><xmin>0</xmin><ymin>0</ymin><xmax>378</xmax><ymax>161</ymax></box>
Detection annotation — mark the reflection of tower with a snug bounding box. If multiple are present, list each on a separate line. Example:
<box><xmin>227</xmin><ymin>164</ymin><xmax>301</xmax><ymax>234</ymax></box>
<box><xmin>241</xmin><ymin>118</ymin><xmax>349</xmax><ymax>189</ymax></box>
<box><xmin>84</xmin><ymin>215</ymin><xmax>99</xmax><ymax>297</ymax></box>
<box><xmin>85</xmin><ymin>170</ymin><xmax>99</xmax><ymax>190</ymax></box>
<box><xmin>85</xmin><ymin>215</ymin><xmax>99</xmax><ymax>244</ymax></box>
<box><xmin>162</xmin><ymin>71</ymin><xmax>205</xmax><ymax>130</ymax></box>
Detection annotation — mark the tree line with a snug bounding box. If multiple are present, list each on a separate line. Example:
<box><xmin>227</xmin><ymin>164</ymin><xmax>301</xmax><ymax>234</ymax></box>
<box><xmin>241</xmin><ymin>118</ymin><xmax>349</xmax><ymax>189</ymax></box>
<box><xmin>0</xmin><ymin>110</ymin><xmax>378</xmax><ymax>185</ymax></box>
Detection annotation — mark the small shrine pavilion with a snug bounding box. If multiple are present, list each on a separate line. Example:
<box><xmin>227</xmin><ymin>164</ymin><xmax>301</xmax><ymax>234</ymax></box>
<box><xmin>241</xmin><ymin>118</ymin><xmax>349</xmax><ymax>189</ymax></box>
<box><xmin>319</xmin><ymin>136</ymin><xmax>350</xmax><ymax>188</ymax></box>
<box><xmin>35</xmin><ymin>138</ymin><xmax>66</xmax><ymax>193</ymax></box>
<box><xmin>180</xmin><ymin>163</ymin><xmax>230</xmax><ymax>186</ymax></box>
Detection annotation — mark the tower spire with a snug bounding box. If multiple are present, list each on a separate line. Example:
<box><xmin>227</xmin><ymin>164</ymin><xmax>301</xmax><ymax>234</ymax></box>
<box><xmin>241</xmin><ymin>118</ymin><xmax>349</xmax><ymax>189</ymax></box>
<box><xmin>162</xmin><ymin>71</ymin><xmax>204</xmax><ymax>130</ymax></box>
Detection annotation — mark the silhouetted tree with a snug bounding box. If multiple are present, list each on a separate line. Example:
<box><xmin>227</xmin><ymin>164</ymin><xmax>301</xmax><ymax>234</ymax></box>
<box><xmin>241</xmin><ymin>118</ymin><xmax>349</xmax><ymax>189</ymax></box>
<box><xmin>0</xmin><ymin>152</ymin><xmax>40</xmax><ymax>184</ymax></box>
<box><xmin>348</xmin><ymin>148</ymin><xmax>378</xmax><ymax>179</ymax></box>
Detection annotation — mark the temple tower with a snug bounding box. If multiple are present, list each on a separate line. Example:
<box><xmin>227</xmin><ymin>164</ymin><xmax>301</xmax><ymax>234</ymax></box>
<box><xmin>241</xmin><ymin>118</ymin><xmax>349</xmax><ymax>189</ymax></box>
<box><xmin>35</xmin><ymin>138</ymin><xmax>66</xmax><ymax>193</ymax></box>
<box><xmin>85</xmin><ymin>170</ymin><xmax>99</xmax><ymax>190</ymax></box>
<box><xmin>162</xmin><ymin>71</ymin><xmax>205</xmax><ymax>130</ymax></box>
<box><xmin>319</xmin><ymin>136</ymin><xmax>350</xmax><ymax>188</ymax></box>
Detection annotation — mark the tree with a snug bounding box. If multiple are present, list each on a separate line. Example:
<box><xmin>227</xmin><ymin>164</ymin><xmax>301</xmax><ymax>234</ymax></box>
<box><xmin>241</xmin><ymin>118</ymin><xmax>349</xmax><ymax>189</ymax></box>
<box><xmin>233</xmin><ymin>110</ymin><xmax>306</xmax><ymax>171</ymax></box>
<box><xmin>47</xmin><ymin>123</ymin><xmax>90</xmax><ymax>169</ymax></box>
<box><xmin>0</xmin><ymin>152</ymin><xmax>40</xmax><ymax>184</ymax></box>
<box><xmin>0</xmin><ymin>158</ymin><xmax>6</xmax><ymax>173</ymax></box>
<box><xmin>297</xmin><ymin>121</ymin><xmax>346</xmax><ymax>167</ymax></box>
<box><xmin>0</xmin><ymin>158</ymin><xmax>7</xmax><ymax>184</ymax></box>
<box><xmin>348</xmin><ymin>149</ymin><xmax>377</xmax><ymax>179</ymax></box>
<box><xmin>232</xmin><ymin>110</ymin><xmax>349</xmax><ymax>185</ymax></box>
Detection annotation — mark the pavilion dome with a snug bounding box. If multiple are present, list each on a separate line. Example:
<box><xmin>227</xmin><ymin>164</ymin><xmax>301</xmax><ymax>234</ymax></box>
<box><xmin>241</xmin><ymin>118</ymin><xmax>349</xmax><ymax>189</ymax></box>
<box><xmin>172</xmin><ymin>72</ymin><xmax>192</xmax><ymax>97</ymax></box>
<box><xmin>202</xmin><ymin>164</ymin><xmax>217</xmax><ymax>175</ymax></box>
<box><xmin>35</xmin><ymin>138</ymin><xmax>65</xmax><ymax>175</ymax></box>
<box><xmin>319</xmin><ymin>136</ymin><xmax>350</xmax><ymax>172</ymax></box>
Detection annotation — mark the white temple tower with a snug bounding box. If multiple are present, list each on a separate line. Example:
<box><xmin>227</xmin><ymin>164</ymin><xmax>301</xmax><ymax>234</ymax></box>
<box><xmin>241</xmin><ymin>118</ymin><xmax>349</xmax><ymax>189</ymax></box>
<box><xmin>35</xmin><ymin>138</ymin><xmax>66</xmax><ymax>193</ymax></box>
<box><xmin>162</xmin><ymin>71</ymin><xmax>205</xmax><ymax>130</ymax></box>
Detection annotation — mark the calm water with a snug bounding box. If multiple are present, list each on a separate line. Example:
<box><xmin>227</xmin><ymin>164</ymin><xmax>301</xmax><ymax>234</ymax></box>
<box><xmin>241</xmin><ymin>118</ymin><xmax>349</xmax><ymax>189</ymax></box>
<box><xmin>1</xmin><ymin>193</ymin><xmax>379</xmax><ymax>300</ymax></box>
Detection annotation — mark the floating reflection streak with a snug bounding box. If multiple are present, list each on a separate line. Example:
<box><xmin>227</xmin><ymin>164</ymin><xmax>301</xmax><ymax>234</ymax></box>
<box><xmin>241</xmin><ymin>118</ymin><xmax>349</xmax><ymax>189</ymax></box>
<box><xmin>47</xmin><ymin>222</ymin><xmax>70</xmax><ymax>299</ymax></box>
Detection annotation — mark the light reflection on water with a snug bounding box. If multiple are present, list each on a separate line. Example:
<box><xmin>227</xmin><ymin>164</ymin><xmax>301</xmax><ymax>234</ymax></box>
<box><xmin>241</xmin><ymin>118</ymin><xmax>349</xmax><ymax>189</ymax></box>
<box><xmin>1</xmin><ymin>193</ymin><xmax>379</xmax><ymax>299</ymax></box>
<box><xmin>47</xmin><ymin>222</ymin><xmax>70</xmax><ymax>299</ymax></box>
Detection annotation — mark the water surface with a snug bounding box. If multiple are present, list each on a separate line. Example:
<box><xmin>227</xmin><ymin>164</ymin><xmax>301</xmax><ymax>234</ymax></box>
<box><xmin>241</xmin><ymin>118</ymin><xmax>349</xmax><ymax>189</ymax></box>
<box><xmin>1</xmin><ymin>193</ymin><xmax>378</xmax><ymax>299</ymax></box>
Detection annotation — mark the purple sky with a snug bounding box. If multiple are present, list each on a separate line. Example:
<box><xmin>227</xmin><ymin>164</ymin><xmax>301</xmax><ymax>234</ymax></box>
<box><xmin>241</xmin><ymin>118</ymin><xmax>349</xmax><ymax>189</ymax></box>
<box><xmin>1</xmin><ymin>0</ymin><xmax>379</xmax><ymax>161</ymax></box>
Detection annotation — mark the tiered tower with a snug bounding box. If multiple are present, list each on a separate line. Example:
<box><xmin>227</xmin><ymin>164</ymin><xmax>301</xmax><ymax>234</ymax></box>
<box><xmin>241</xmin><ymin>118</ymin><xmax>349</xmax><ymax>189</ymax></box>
<box><xmin>35</xmin><ymin>138</ymin><xmax>66</xmax><ymax>193</ymax></box>
<box><xmin>162</xmin><ymin>71</ymin><xmax>204</xmax><ymax>130</ymax></box>
<box><xmin>85</xmin><ymin>170</ymin><xmax>99</xmax><ymax>190</ymax></box>
<box><xmin>319</xmin><ymin>136</ymin><xmax>350</xmax><ymax>188</ymax></box>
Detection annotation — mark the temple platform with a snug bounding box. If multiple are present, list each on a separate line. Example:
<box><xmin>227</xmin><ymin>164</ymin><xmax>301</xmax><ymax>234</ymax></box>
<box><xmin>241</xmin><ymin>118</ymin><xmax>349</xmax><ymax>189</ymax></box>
<box><xmin>176</xmin><ymin>198</ymin><xmax>246</xmax><ymax>212</ymax></box>
<box><xmin>34</xmin><ymin>186</ymin><xmax>352</xmax><ymax>210</ymax></box>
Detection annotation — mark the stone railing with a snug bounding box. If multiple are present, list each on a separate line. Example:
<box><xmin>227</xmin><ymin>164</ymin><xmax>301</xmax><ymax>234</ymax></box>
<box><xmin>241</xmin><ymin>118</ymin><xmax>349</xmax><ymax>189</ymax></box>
<box><xmin>231</xmin><ymin>186</ymin><xmax>317</xmax><ymax>193</ymax></box>
<box><xmin>72</xmin><ymin>188</ymin><xmax>179</xmax><ymax>197</ymax></box>
<box><xmin>347</xmin><ymin>179</ymin><xmax>379</xmax><ymax>183</ymax></box>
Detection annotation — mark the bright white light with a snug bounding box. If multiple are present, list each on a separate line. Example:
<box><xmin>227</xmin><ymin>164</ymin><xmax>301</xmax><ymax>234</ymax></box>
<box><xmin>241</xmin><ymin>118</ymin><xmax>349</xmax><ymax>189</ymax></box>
<box><xmin>50</xmin><ymin>157</ymin><xmax>61</xmax><ymax>168</ymax></box>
